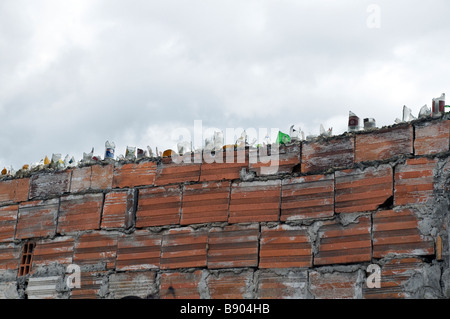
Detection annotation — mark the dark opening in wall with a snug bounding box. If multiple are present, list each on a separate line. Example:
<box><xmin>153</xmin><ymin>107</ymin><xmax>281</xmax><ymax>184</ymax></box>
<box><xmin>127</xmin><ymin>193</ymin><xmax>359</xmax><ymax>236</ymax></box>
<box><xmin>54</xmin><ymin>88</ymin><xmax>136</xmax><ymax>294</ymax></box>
<box><xmin>18</xmin><ymin>242</ymin><xmax>35</xmax><ymax>277</ymax></box>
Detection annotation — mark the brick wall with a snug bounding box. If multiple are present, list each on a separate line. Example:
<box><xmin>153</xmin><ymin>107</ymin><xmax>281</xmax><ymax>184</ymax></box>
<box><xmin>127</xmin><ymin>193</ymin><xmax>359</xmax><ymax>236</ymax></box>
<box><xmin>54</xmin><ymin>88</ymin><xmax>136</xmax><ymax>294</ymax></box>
<box><xmin>0</xmin><ymin>116</ymin><xmax>449</xmax><ymax>299</ymax></box>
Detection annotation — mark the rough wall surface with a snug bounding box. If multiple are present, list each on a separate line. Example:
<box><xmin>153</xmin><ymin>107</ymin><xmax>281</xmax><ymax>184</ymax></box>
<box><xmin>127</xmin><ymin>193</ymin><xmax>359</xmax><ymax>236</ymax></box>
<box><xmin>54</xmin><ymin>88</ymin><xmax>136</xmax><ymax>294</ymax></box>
<box><xmin>0</xmin><ymin>116</ymin><xmax>449</xmax><ymax>299</ymax></box>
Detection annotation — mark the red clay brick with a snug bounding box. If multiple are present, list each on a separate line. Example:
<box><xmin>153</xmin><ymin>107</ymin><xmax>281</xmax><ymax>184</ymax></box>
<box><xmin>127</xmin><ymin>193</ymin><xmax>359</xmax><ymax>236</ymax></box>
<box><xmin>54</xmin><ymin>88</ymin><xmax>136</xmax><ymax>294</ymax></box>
<box><xmin>315</xmin><ymin>215</ymin><xmax>372</xmax><ymax>266</ymax></box>
<box><xmin>29</xmin><ymin>170</ymin><xmax>71</xmax><ymax>199</ymax></box>
<box><xmin>112</xmin><ymin>161</ymin><xmax>156</xmax><ymax>188</ymax></box>
<box><xmin>70</xmin><ymin>271</ymin><xmax>107</xmax><ymax>299</ymax></box>
<box><xmin>70</xmin><ymin>166</ymin><xmax>91</xmax><ymax>192</ymax></box>
<box><xmin>395</xmin><ymin>157</ymin><xmax>437</xmax><ymax>205</ymax></box>
<box><xmin>355</xmin><ymin>124</ymin><xmax>413</xmax><ymax>162</ymax></box>
<box><xmin>0</xmin><ymin>178</ymin><xmax>30</xmax><ymax>205</ymax></box>
<box><xmin>207</xmin><ymin>224</ymin><xmax>259</xmax><ymax>269</ymax></box>
<box><xmin>373</xmin><ymin>209</ymin><xmax>434</xmax><ymax>258</ymax></box>
<box><xmin>116</xmin><ymin>230</ymin><xmax>161</xmax><ymax>271</ymax></box>
<box><xmin>90</xmin><ymin>164</ymin><xmax>113</xmax><ymax>190</ymax></box>
<box><xmin>256</xmin><ymin>269</ymin><xmax>308</xmax><ymax>299</ymax></box>
<box><xmin>200</xmin><ymin>149</ymin><xmax>249</xmax><ymax>182</ymax></box>
<box><xmin>136</xmin><ymin>186</ymin><xmax>181</xmax><ymax>227</ymax></box>
<box><xmin>0</xmin><ymin>180</ymin><xmax>16</xmax><ymax>205</ymax></box>
<box><xmin>229</xmin><ymin>180</ymin><xmax>281</xmax><ymax>223</ymax></box>
<box><xmin>335</xmin><ymin>165</ymin><xmax>393</xmax><ymax>213</ymax></box>
<box><xmin>32</xmin><ymin>236</ymin><xmax>75</xmax><ymax>268</ymax></box>
<box><xmin>259</xmin><ymin>225</ymin><xmax>312</xmax><ymax>268</ymax></box>
<box><xmin>363</xmin><ymin>257</ymin><xmax>424</xmax><ymax>299</ymax></box>
<box><xmin>309</xmin><ymin>271</ymin><xmax>360</xmax><ymax>299</ymax></box>
<box><xmin>0</xmin><ymin>243</ymin><xmax>21</xmax><ymax>271</ymax></box>
<box><xmin>14</xmin><ymin>178</ymin><xmax>30</xmax><ymax>203</ymax></box>
<box><xmin>161</xmin><ymin>227</ymin><xmax>208</xmax><ymax>269</ymax></box>
<box><xmin>414</xmin><ymin>120</ymin><xmax>450</xmax><ymax>155</ymax></box>
<box><xmin>281</xmin><ymin>174</ymin><xmax>334</xmax><ymax>221</ymax></box>
<box><xmin>101</xmin><ymin>190</ymin><xmax>135</xmax><ymax>229</ymax></box>
<box><xmin>16</xmin><ymin>199</ymin><xmax>59</xmax><ymax>239</ymax></box>
<box><xmin>301</xmin><ymin>136</ymin><xmax>354</xmax><ymax>173</ymax></box>
<box><xmin>57</xmin><ymin>194</ymin><xmax>104</xmax><ymax>234</ymax></box>
<box><xmin>208</xmin><ymin>269</ymin><xmax>253</xmax><ymax>299</ymax></box>
<box><xmin>154</xmin><ymin>162</ymin><xmax>200</xmax><ymax>186</ymax></box>
<box><xmin>70</xmin><ymin>165</ymin><xmax>113</xmax><ymax>193</ymax></box>
<box><xmin>160</xmin><ymin>270</ymin><xmax>203</xmax><ymax>299</ymax></box>
<box><xmin>200</xmin><ymin>162</ymin><xmax>248</xmax><ymax>182</ymax></box>
<box><xmin>181</xmin><ymin>181</ymin><xmax>230</xmax><ymax>225</ymax></box>
<box><xmin>0</xmin><ymin>205</ymin><xmax>18</xmax><ymax>243</ymax></box>
<box><xmin>73</xmin><ymin>231</ymin><xmax>118</xmax><ymax>270</ymax></box>
<box><xmin>163</xmin><ymin>152</ymin><xmax>202</xmax><ymax>165</ymax></box>
<box><xmin>249</xmin><ymin>143</ymin><xmax>300</xmax><ymax>176</ymax></box>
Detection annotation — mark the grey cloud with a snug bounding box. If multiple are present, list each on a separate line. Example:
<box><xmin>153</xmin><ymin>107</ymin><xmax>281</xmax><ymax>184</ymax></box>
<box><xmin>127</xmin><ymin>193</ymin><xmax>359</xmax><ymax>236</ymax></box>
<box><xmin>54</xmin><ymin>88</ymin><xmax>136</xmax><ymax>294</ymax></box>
<box><xmin>1</xmin><ymin>0</ymin><xmax>450</xmax><ymax>169</ymax></box>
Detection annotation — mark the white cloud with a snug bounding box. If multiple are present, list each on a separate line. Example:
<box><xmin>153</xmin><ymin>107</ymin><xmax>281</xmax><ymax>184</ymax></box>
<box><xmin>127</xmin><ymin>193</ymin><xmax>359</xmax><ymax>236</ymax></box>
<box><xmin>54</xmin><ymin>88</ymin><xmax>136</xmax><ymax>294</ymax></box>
<box><xmin>1</xmin><ymin>0</ymin><xmax>450</xmax><ymax>170</ymax></box>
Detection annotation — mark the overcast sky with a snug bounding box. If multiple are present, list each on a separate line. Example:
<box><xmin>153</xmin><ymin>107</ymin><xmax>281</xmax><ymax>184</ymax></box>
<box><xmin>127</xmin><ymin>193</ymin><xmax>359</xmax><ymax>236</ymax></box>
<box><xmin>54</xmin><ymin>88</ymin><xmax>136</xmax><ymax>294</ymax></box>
<box><xmin>1</xmin><ymin>0</ymin><xmax>449</xmax><ymax>170</ymax></box>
